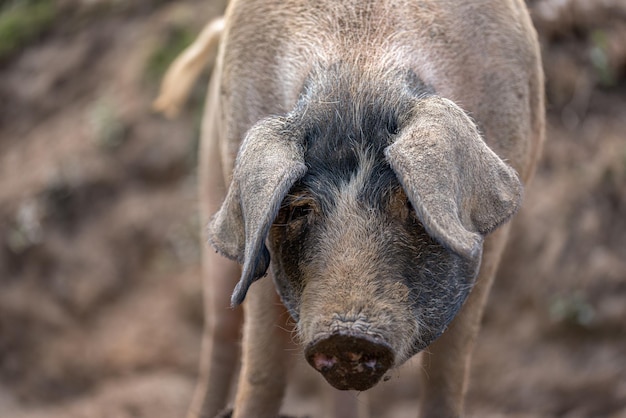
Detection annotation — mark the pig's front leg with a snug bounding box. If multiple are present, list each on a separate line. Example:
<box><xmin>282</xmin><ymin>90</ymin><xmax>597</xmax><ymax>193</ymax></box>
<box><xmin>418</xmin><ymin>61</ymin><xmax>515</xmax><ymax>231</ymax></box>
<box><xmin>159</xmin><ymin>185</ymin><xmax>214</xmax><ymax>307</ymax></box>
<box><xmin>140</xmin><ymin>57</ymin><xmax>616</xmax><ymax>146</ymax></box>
<box><xmin>186</xmin><ymin>250</ymin><xmax>242</xmax><ymax>418</ymax></box>
<box><xmin>419</xmin><ymin>226</ymin><xmax>511</xmax><ymax>418</ymax></box>
<box><xmin>232</xmin><ymin>275</ymin><xmax>290</xmax><ymax>418</ymax></box>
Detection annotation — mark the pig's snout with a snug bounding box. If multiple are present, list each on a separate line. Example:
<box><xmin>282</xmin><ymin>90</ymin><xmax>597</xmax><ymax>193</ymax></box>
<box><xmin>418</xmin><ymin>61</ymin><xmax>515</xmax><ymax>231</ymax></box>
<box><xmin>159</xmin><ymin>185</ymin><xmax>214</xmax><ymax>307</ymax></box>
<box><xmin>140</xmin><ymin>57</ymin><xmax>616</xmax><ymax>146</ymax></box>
<box><xmin>304</xmin><ymin>333</ymin><xmax>394</xmax><ymax>391</ymax></box>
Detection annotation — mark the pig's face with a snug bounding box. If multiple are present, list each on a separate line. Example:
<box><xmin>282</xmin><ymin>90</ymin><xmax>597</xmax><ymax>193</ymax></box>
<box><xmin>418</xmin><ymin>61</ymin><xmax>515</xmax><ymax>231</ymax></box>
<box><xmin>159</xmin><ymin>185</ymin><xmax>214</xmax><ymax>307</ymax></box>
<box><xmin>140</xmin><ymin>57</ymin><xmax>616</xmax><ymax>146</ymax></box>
<box><xmin>207</xmin><ymin>76</ymin><xmax>522</xmax><ymax>392</ymax></box>
<box><xmin>269</xmin><ymin>144</ymin><xmax>478</xmax><ymax>391</ymax></box>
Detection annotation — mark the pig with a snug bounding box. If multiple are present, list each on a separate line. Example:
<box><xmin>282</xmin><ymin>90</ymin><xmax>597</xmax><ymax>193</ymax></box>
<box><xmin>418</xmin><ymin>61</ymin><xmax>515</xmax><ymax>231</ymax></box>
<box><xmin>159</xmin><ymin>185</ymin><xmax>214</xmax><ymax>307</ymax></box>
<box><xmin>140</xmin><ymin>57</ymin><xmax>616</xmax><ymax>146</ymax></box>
<box><xmin>154</xmin><ymin>0</ymin><xmax>545</xmax><ymax>417</ymax></box>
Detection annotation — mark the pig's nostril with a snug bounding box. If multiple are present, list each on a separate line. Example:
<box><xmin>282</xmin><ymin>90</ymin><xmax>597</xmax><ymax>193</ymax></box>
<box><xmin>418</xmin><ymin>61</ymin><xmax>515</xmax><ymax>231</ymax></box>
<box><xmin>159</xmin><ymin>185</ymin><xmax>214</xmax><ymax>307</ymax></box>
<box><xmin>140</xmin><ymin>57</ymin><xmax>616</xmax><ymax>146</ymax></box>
<box><xmin>311</xmin><ymin>353</ymin><xmax>337</xmax><ymax>372</ymax></box>
<box><xmin>304</xmin><ymin>333</ymin><xmax>394</xmax><ymax>391</ymax></box>
<box><xmin>364</xmin><ymin>357</ymin><xmax>378</xmax><ymax>370</ymax></box>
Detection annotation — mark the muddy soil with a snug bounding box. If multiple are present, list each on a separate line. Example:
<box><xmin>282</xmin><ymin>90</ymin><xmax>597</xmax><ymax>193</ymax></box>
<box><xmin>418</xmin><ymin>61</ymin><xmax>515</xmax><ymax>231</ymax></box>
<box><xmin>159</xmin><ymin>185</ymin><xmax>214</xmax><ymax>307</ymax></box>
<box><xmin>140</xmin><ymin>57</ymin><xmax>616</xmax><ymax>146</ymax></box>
<box><xmin>0</xmin><ymin>0</ymin><xmax>625</xmax><ymax>417</ymax></box>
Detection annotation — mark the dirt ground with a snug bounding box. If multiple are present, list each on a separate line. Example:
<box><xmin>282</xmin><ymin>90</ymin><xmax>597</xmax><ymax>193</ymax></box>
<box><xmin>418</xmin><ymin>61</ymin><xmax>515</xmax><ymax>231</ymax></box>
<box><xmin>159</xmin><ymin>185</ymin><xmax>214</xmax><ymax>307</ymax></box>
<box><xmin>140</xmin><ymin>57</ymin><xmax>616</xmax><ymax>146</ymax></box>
<box><xmin>0</xmin><ymin>0</ymin><xmax>625</xmax><ymax>417</ymax></box>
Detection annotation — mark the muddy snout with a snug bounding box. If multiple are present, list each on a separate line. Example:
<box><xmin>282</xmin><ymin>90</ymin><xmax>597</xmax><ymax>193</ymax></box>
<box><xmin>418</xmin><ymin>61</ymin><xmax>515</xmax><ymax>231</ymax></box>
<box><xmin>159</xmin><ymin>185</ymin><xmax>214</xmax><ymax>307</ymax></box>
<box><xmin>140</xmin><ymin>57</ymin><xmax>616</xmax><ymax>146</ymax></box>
<box><xmin>304</xmin><ymin>333</ymin><xmax>394</xmax><ymax>391</ymax></box>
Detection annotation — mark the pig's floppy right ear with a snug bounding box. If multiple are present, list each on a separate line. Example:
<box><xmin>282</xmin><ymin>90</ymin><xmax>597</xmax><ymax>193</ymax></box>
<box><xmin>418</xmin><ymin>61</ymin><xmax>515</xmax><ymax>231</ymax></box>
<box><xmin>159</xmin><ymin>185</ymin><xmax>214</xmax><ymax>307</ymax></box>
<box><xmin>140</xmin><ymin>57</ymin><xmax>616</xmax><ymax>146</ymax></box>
<box><xmin>385</xmin><ymin>96</ymin><xmax>522</xmax><ymax>262</ymax></box>
<box><xmin>207</xmin><ymin>116</ymin><xmax>307</xmax><ymax>306</ymax></box>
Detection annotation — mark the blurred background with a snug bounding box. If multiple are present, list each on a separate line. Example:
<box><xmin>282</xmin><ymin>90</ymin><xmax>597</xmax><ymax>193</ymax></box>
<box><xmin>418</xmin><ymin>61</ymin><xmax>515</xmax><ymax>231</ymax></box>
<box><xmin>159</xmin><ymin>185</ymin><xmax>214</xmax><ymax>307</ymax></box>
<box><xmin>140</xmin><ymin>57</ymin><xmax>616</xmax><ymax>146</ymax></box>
<box><xmin>0</xmin><ymin>0</ymin><xmax>624</xmax><ymax>417</ymax></box>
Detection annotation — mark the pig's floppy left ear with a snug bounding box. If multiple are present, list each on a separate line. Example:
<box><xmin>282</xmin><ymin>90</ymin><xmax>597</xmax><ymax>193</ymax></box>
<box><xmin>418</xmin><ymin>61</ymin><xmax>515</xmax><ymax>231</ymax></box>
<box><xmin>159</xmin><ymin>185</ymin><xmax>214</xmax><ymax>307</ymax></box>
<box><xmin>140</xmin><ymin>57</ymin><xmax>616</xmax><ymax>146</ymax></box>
<box><xmin>208</xmin><ymin>116</ymin><xmax>307</xmax><ymax>306</ymax></box>
<box><xmin>385</xmin><ymin>96</ymin><xmax>522</xmax><ymax>262</ymax></box>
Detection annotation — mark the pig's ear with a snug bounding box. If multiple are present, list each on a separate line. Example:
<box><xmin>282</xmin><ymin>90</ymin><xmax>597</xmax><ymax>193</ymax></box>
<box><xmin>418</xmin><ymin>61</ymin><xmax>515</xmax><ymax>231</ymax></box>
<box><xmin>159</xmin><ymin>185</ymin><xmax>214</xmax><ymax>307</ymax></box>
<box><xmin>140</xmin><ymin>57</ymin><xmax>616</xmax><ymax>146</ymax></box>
<box><xmin>385</xmin><ymin>96</ymin><xmax>522</xmax><ymax>261</ymax></box>
<box><xmin>207</xmin><ymin>116</ymin><xmax>307</xmax><ymax>306</ymax></box>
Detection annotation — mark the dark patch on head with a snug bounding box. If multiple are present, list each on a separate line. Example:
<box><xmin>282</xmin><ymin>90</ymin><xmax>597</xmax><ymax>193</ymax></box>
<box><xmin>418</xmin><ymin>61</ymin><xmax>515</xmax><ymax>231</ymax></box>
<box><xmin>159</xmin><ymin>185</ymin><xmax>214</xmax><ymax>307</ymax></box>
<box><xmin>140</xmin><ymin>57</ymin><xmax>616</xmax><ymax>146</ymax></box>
<box><xmin>271</xmin><ymin>64</ymin><xmax>441</xmax><ymax>316</ymax></box>
<box><xmin>285</xmin><ymin>63</ymin><xmax>433</xmax><ymax>214</ymax></box>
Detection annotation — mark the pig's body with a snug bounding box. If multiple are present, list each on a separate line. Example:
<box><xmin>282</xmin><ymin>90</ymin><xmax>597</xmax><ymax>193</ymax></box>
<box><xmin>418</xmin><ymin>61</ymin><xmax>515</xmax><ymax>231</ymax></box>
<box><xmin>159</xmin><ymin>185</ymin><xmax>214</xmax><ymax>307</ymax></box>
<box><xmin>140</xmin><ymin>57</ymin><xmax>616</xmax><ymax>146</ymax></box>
<box><xmin>216</xmin><ymin>0</ymin><xmax>543</xmax><ymax>182</ymax></box>
<box><xmin>157</xmin><ymin>1</ymin><xmax>544</xmax><ymax>417</ymax></box>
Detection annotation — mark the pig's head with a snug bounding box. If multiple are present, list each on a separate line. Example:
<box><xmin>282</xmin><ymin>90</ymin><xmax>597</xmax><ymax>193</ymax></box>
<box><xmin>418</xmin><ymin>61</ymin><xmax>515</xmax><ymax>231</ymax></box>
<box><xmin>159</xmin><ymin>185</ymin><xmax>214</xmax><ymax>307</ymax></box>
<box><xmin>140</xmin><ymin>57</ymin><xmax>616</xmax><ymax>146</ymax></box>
<box><xmin>208</xmin><ymin>79</ymin><xmax>522</xmax><ymax>391</ymax></box>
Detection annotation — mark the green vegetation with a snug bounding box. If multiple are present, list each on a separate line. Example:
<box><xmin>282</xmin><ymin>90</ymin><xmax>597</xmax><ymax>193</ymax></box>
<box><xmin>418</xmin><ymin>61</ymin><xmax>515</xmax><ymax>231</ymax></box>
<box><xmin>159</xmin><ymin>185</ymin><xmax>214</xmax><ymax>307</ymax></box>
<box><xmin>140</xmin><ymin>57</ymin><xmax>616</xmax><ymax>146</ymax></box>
<box><xmin>589</xmin><ymin>29</ymin><xmax>616</xmax><ymax>88</ymax></box>
<box><xmin>0</xmin><ymin>0</ymin><xmax>57</xmax><ymax>59</ymax></box>
<box><xmin>550</xmin><ymin>292</ymin><xmax>595</xmax><ymax>328</ymax></box>
<box><xmin>89</xmin><ymin>97</ymin><xmax>128</xmax><ymax>151</ymax></box>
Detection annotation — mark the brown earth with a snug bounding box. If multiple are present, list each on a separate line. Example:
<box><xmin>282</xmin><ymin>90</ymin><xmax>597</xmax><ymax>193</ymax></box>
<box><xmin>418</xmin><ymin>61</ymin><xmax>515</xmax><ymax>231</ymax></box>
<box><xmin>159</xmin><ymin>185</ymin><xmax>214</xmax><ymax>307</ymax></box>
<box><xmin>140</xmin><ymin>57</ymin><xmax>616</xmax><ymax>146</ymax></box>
<box><xmin>0</xmin><ymin>0</ymin><xmax>625</xmax><ymax>417</ymax></box>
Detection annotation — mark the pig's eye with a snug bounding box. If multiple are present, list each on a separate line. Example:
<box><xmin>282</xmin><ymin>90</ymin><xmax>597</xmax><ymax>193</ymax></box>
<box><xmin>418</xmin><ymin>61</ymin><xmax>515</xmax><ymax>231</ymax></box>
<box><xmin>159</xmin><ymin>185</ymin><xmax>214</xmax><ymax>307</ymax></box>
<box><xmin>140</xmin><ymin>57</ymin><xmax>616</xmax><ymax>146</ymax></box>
<box><xmin>288</xmin><ymin>203</ymin><xmax>313</xmax><ymax>222</ymax></box>
<box><xmin>278</xmin><ymin>192</ymin><xmax>317</xmax><ymax>224</ymax></box>
<box><xmin>276</xmin><ymin>194</ymin><xmax>316</xmax><ymax>226</ymax></box>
